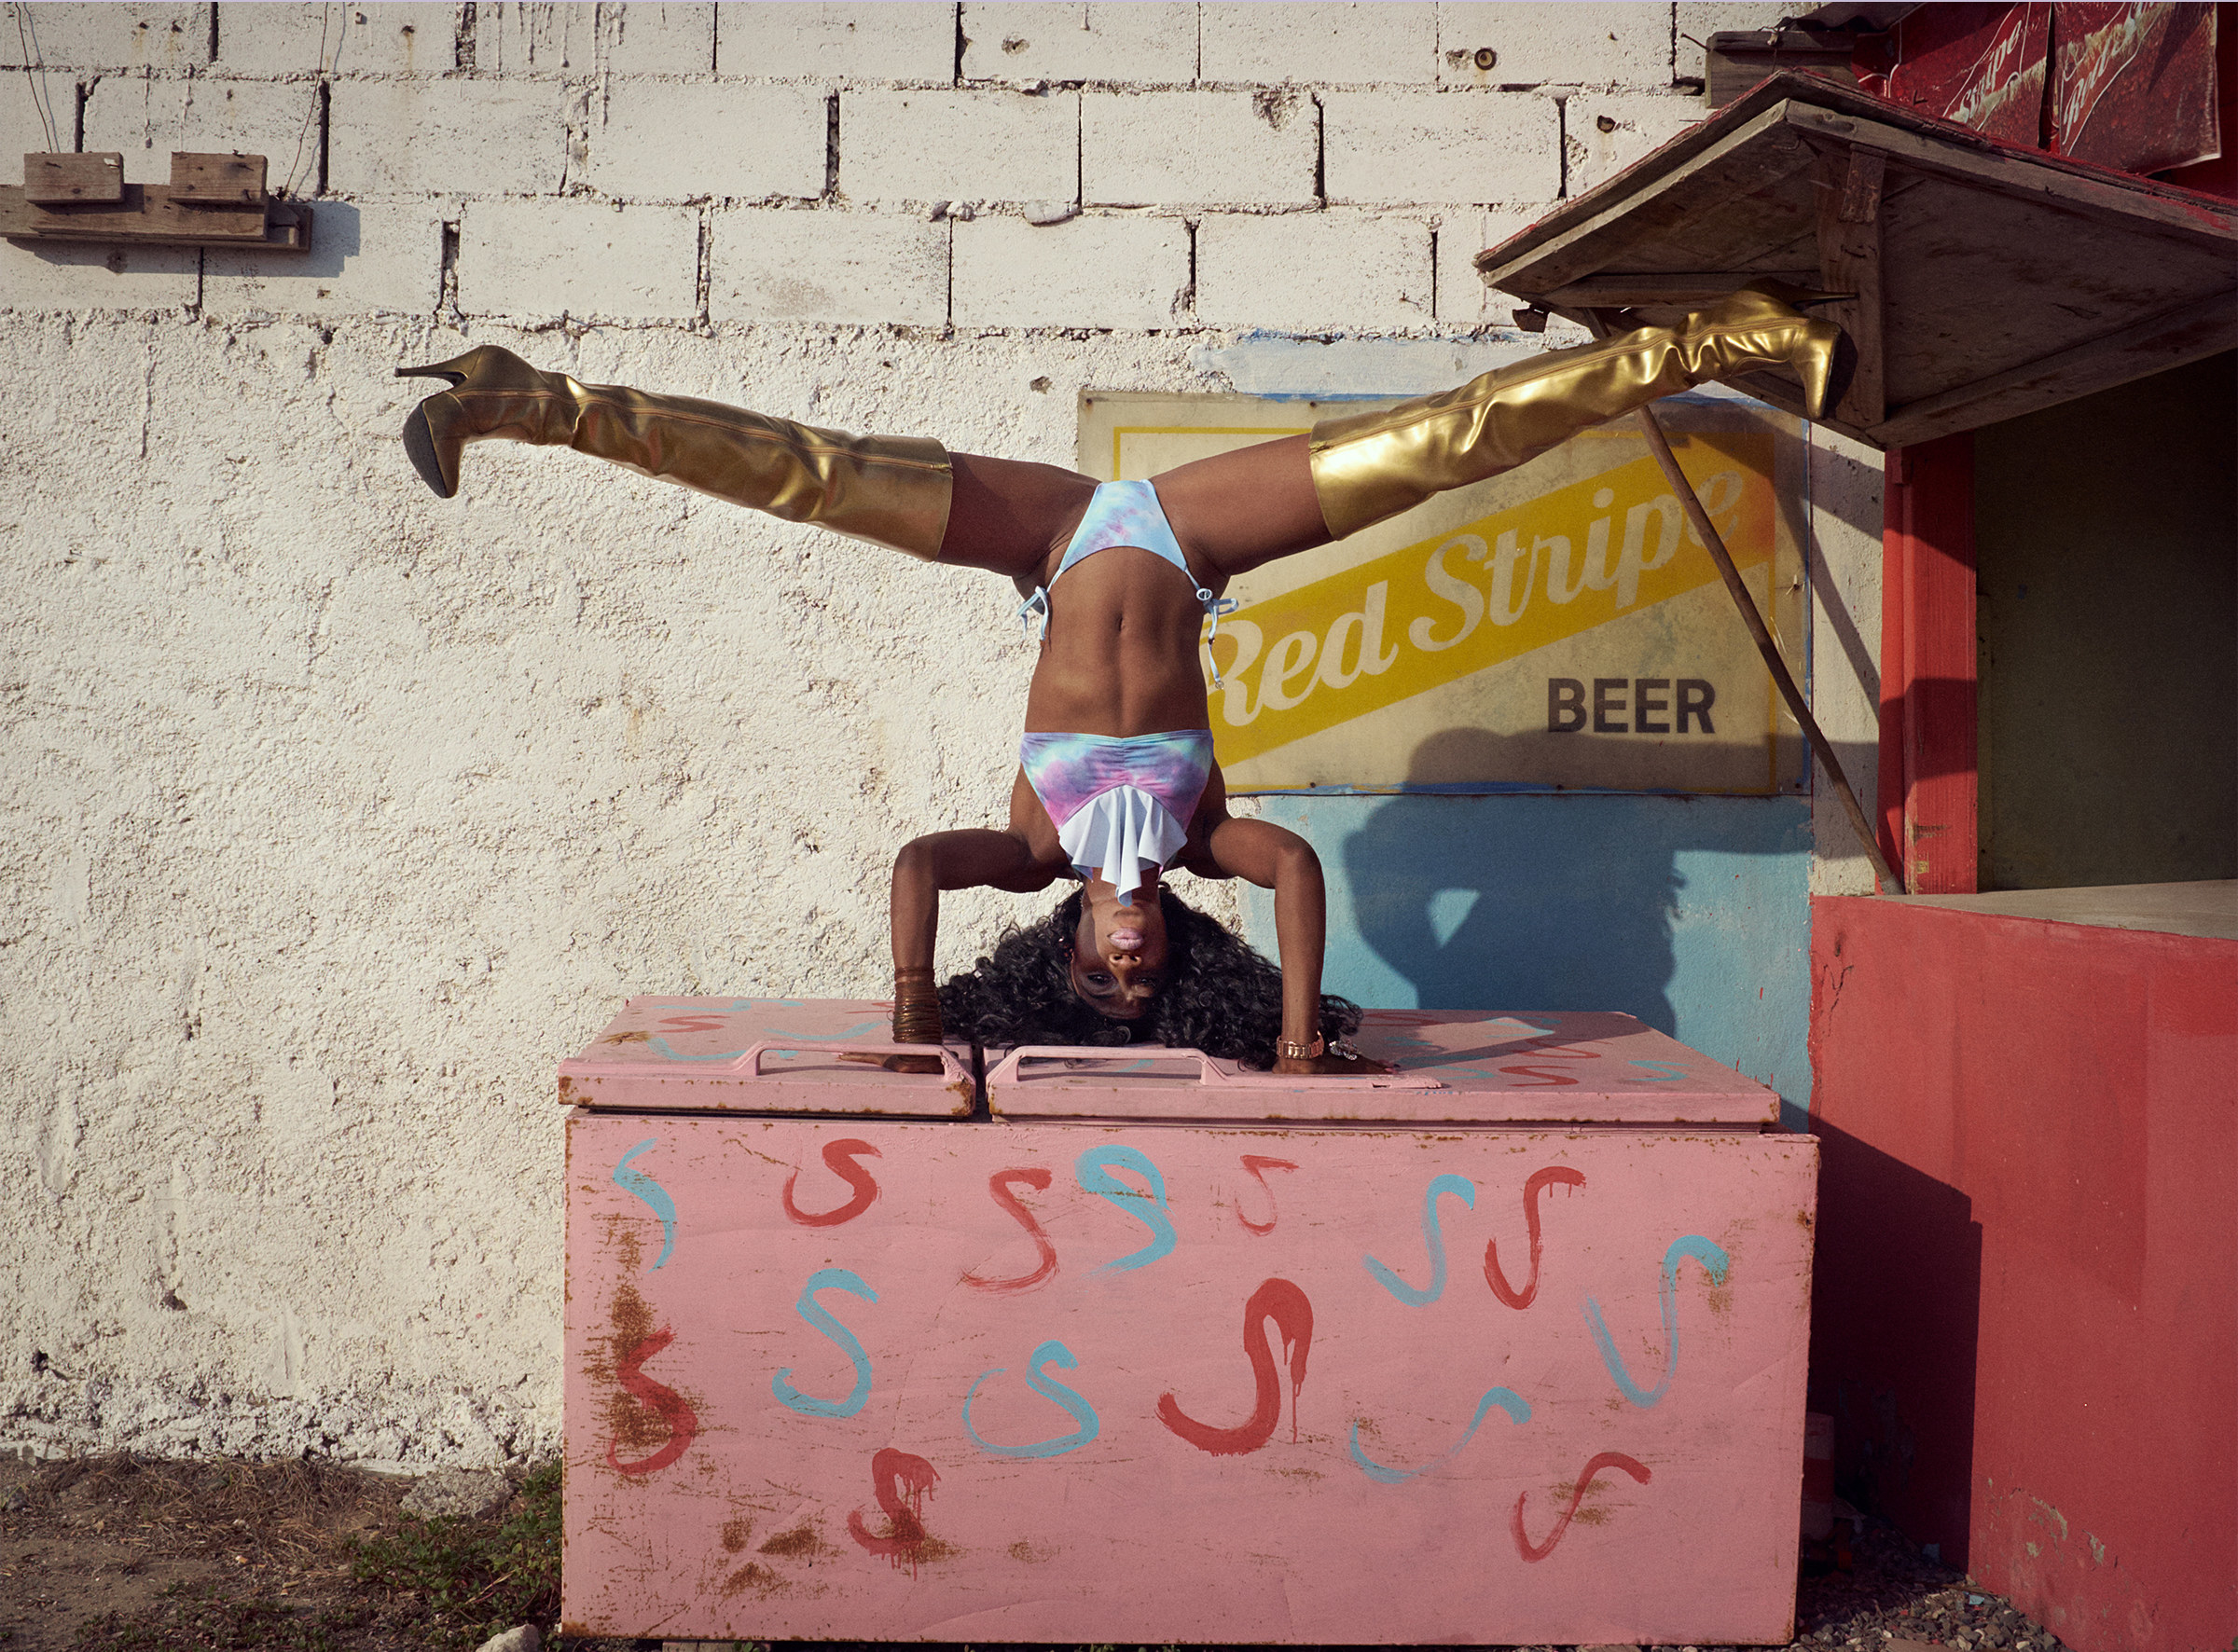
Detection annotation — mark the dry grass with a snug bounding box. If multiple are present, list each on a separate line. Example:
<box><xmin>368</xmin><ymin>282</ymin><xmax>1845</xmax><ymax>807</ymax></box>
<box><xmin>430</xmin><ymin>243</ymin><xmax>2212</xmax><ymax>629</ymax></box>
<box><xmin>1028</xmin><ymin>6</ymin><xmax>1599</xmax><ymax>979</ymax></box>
<box><xmin>17</xmin><ymin>1454</ymin><xmax>408</xmax><ymax>1581</ymax></box>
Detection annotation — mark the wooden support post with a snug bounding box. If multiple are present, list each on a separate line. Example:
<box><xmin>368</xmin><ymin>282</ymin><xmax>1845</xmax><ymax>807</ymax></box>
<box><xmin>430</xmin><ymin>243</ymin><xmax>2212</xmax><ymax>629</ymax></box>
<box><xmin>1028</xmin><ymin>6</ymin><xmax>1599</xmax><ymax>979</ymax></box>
<box><xmin>1635</xmin><ymin>403</ymin><xmax>1899</xmax><ymax>893</ymax></box>
<box><xmin>1879</xmin><ymin>436</ymin><xmax>1979</xmax><ymax>894</ymax></box>
<box><xmin>1815</xmin><ymin>146</ymin><xmax>1886</xmax><ymax>429</ymax></box>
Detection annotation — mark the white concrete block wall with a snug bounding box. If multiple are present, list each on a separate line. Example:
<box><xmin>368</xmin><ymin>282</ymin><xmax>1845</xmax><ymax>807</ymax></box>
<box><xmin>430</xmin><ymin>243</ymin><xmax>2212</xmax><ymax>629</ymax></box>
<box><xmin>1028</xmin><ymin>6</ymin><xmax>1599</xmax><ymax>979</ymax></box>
<box><xmin>204</xmin><ymin>198</ymin><xmax>447</xmax><ymax>317</ymax></box>
<box><xmin>327</xmin><ymin>78</ymin><xmax>569</xmax><ymax>197</ymax></box>
<box><xmin>0</xmin><ymin>2</ymin><xmax>210</xmax><ymax>72</ymax></box>
<box><xmin>4</xmin><ymin>64</ymin><xmax>68</xmax><ymax>156</ymax></box>
<box><xmin>960</xmin><ymin>2</ymin><xmax>1198</xmax><ymax>86</ymax></box>
<box><xmin>710</xmin><ymin>207</ymin><xmax>948</xmax><ymax>326</ymax></box>
<box><xmin>840</xmin><ymin>88</ymin><xmax>1077</xmax><ymax>203</ymax></box>
<box><xmin>0</xmin><ymin>1</ymin><xmax>1879</xmax><ymax>1467</ymax></box>
<box><xmin>1200</xmin><ymin>1</ymin><xmax>1436</xmax><ymax>86</ymax></box>
<box><xmin>0</xmin><ymin>237</ymin><xmax>199</xmax><ymax>308</ymax></box>
<box><xmin>456</xmin><ymin>197</ymin><xmax>700</xmax><ymax>322</ymax></box>
<box><xmin>715</xmin><ymin>1</ymin><xmax>956</xmax><ymax>81</ymax></box>
<box><xmin>1436</xmin><ymin>1</ymin><xmax>1673</xmax><ymax>87</ymax></box>
<box><xmin>83</xmin><ymin>71</ymin><xmax>320</xmax><ymax>189</ymax></box>
<box><xmin>213</xmin><ymin>3</ymin><xmax>453</xmax><ymax>78</ymax></box>
<box><xmin>1084</xmin><ymin>89</ymin><xmax>1316</xmax><ymax>207</ymax></box>
<box><xmin>473</xmin><ymin>0</ymin><xmax>599</xmax><ymax>77</ymax></box>
<box><xmin>1322</xmin><ymin>88</ymin><xmax>1560</xmax><ymax>204</ymax></box>
<box><xmin>584</xmin><ymin>79</ymin><xmax>826</xmax><ymax>203</ymax></box>
<box><xmin>599</xmin><ymin>2</ymin><xmax>716</xmax><ymax>76</ymax></box>
<box><xmin>1197</xmin><ymin>209</ymin><xmax>1433</xmax><ymax>330</ymax></box>
<box><xmin>1434</xmin><ymin>204</ymin><xmax>1552</xmax><ymax>325</ymax></box>
<box><xmin>953</xmin><ymin>212</ymin><xmax>1190</xmax><ymax>330</ymax></box>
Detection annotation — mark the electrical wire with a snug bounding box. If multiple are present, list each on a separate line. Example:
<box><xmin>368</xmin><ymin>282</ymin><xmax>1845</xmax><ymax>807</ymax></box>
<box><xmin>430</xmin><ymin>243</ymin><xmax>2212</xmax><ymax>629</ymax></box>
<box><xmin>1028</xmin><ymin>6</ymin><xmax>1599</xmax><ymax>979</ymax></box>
<box><xmin>280</xmin><ymin>2</ymin><xmax>341</xmax><ymax>198</ymax></box>
<box><xmin>13</xmin><ymin>3</ymin><xmax>62</xmax><ymax>154</ymax></box>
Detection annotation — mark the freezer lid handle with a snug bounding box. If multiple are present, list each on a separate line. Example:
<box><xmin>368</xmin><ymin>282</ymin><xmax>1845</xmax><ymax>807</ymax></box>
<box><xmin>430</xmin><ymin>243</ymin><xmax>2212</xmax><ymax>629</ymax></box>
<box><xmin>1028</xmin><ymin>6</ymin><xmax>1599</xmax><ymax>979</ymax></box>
<box><xmin>982</xmin><ymin>1044</ymin><xmax>1445</xmax><ymax>1091</ymax></box>
<box><xmin>738</xmin><ymin>1039</ymin><xmax>971</xmax><ymax>1085</ymax></box>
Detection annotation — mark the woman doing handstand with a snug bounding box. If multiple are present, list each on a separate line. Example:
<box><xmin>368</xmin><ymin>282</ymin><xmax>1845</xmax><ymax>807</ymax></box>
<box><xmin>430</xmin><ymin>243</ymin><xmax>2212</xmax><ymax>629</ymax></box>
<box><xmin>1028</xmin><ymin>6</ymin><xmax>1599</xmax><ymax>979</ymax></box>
<box><xmin>396</xmin><ymin>286</ymin><xmax>1844</xmax><ymax>1074</ymax></box>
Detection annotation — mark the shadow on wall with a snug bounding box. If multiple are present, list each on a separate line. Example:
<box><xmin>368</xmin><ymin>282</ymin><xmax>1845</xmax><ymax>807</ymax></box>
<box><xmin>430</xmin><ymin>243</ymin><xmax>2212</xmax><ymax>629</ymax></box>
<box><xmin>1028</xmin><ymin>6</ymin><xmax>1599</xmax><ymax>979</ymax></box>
<box><xmin>1334</xmin><ymin>726</ymin><xmax>1821</xmax><ymax>1034</ymax></box>
<box><xmin>1808</xmin><ymin>1114</ymin><xmax>1983</xmax><ymax>1571</ymax></box>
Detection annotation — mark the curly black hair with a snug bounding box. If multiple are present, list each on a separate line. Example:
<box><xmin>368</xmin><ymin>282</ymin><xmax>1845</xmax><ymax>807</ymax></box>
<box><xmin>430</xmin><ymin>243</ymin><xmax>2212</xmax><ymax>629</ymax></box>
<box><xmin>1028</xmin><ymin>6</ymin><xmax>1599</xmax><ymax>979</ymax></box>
<box><xmin>937</xmin><ymin>886</ymin><xmax>1361</xmax><ymax>1069</ymax></box>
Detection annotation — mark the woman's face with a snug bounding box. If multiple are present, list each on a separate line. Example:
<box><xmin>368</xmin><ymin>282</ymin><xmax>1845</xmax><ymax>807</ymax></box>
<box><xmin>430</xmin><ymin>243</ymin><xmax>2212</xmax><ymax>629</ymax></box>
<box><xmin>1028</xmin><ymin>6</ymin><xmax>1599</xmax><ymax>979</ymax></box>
<box><xmin>1070</xmin><ymin>878</ymin><xmax>1169</xmax><ymax>1020</ymax></box>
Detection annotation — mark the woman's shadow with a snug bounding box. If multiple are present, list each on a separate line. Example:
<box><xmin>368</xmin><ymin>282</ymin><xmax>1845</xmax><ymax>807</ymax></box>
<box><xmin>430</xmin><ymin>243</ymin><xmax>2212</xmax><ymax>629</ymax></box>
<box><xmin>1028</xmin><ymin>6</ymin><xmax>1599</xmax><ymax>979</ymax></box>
<box><xmin>1337</xmin><ymin>727</ymin><xmax>1810</xmax><ymax>1032</ymax></box>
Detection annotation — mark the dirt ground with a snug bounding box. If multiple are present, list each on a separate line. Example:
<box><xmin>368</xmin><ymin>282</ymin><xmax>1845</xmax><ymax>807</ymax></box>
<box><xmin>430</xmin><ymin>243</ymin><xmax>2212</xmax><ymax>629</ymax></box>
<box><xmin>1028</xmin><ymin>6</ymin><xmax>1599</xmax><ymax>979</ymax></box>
<box><xmin>0</xmin><ymin>1450</ymin><xmax>401</xmax><ymax>1650</ymax></box>
<box><xmin>0</xmin><ymin>1451</ymin><xmax>2076</xmax><ymax>1652</ymax></box>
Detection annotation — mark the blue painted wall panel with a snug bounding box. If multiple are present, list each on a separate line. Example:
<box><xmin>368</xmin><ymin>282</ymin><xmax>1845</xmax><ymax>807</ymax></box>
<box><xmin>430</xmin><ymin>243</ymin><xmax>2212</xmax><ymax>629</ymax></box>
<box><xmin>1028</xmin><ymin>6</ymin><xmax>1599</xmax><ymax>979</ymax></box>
<box><xmin>1236</xmin><ymin>792</ymin><xmax>1814</xmax><ymax>1126</ymax></box>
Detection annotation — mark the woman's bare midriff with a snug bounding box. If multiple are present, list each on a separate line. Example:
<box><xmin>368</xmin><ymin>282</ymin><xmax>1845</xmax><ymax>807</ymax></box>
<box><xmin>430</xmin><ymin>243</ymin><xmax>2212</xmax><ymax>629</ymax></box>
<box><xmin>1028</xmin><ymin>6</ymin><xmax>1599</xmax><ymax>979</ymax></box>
<box><xmin>1020</xmin><ymin>544</ymin><xmax>1220</xmax><ymax>737</ymax></box>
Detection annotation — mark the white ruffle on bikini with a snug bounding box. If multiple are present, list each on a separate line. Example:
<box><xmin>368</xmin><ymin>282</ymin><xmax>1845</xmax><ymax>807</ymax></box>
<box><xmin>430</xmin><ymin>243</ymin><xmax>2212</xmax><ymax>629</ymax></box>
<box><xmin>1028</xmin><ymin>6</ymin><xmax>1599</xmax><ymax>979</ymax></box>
<box><xmin>1054</xmin><ymin>783</ymin><xmax>1193</xmax><ymax>906</ymax></box>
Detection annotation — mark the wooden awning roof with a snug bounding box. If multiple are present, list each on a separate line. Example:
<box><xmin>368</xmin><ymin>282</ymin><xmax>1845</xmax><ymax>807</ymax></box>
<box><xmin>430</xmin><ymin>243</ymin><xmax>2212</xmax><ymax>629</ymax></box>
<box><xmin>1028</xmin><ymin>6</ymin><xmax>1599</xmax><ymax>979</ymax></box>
<box><xmin>1474</xmin><ymin>73</ymin><xmax>2238</xmax><ymax>449</ymax></box>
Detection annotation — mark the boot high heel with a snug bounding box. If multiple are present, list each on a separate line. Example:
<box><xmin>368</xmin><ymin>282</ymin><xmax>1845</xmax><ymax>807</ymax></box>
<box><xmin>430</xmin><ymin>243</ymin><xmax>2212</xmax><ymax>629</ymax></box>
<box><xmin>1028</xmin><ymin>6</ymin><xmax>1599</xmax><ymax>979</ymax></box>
<box><xmin>394</xmin><ymin>344</ymin><xmax>575</xmax><ymax>499</ymax></box>
<box><xmin>1706</xmin><ymin>282</ymin><xmax>1855</xmax><ymax>421</ymax></box>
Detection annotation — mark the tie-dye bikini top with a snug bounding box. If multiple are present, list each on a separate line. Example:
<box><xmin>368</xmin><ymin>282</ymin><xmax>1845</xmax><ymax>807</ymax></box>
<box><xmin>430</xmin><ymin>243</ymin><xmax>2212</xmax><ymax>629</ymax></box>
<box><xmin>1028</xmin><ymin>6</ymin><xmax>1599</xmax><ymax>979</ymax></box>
<box><xmin>1015</xmin><ymin>480</ymin><xmax>1227</xmax><ymax>905</ymax></box>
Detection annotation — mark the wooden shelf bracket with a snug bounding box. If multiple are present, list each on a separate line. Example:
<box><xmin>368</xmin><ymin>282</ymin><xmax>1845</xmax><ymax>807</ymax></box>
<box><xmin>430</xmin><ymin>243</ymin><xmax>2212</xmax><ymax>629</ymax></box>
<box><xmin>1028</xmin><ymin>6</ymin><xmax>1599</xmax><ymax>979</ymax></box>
<box><xmin>2</xmin><ymin>151</ymin><xmax>311</xmax><ymax>253</ymax></box>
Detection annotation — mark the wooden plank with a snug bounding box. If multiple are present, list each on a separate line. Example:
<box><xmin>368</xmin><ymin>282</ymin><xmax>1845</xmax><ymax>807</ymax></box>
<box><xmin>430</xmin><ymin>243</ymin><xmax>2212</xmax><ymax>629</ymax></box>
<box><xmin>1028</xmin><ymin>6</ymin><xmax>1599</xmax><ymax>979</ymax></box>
<box><xmin>1480</xmin><ymin>74</ymin><xmax>2238</xmax><ymax>292</ymax></box>
<box><xmin>1476</xmin><ymin>102</ymin><xmax>1818</xmax><ymax>296</ymax></box>
<box><xmin>1779</xmin><ymin>102</ymin><xmax>2238</xmax><ymax>250</ymax></box>
<box><xmin>23</xmin><ymin>151</ymin><xmax>123</xmax><ymax>204</ymax></box>
<box><xmin>0</xmin><ymin>183</ymin><xmax>268</xmax><ymax>244</ymax></box>
<box><xmin>170</xmin><ymin>150</ymin><xmax>266</xmax><ymax>206</ymax></box>
<box><xmin>1872</xmin><ymin>172</ymin><xmax>2233</xmax><ymax>407</ymax></box>
<box><xmin>1705</xmin><ymin>28</ymin><xmax>1859</xmax><ymax>107</ymax></box>
<box><xmin>1707</xmin><ymin>55</ymin><xmax>1856</xmax><ymax>109</ymax></box>
<box><xmin>1536</xmin><ymin>269</ymin><xmax>1819</xmax><ymax>307</ymax></box>
<box><xmin>1873</xmin><ymin>290</ymin><xmax>2238</xmax><ymax>447</ymax></box>
<box><xmin>263</xmin><ymin>198</ymin><xmax>312</xmax><ymax>252</ymax></box>
<box><xmin>1834</xmin><ymin>146</ymin><xmax>1885</xmax><ymax>223</ymax></box>
<box><xmin>1815</xmin><ymin>147</ymin><xmax>1886</xmax><ymax>427</ymax></box>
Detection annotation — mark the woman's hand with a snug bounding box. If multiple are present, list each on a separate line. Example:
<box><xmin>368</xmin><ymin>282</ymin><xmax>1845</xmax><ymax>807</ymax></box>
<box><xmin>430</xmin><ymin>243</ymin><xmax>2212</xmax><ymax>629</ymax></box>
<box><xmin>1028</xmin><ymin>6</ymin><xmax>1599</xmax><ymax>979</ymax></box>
<box><xmin>878</xmin><ymin>1052</ymin><xmax>948</xmax><ymax>1075</ymax></box>
<box><xmin>887</xmin><ymin>829</ymin><xmax>1061</xmax><ymax>1074</ymax></box>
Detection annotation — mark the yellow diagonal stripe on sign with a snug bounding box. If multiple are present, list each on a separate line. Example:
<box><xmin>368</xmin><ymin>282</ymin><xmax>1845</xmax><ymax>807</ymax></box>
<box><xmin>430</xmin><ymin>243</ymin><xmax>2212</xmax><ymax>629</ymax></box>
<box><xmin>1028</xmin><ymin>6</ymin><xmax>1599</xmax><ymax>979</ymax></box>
<box><xmin>1206</xmin><ymin>434</ymin><xmax>1775</xmax><ymax>766</ymax></box>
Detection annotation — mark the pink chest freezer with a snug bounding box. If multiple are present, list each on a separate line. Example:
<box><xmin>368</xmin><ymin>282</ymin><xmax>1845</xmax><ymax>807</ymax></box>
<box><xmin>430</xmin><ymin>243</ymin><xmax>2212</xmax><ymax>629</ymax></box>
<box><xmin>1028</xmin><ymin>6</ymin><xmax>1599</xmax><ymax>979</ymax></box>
<box><xmin>560</xmin><ymin>1000</ymin><xmax>1817</xmax><ymax>1645</ymax></box>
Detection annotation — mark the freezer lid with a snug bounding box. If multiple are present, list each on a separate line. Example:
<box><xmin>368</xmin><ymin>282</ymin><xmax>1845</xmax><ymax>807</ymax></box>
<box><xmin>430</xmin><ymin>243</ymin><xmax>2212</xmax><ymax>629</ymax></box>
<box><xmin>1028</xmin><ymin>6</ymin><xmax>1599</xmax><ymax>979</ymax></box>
<box><xmin>985</xmin><ymin>1009</ymin><xmax>1780</xmax><ymax>1125</ymax></box>
<box><xmin>558</xmin><ymin>997</ymin><xmax>974</xmax><ymax>1117</ymax></box>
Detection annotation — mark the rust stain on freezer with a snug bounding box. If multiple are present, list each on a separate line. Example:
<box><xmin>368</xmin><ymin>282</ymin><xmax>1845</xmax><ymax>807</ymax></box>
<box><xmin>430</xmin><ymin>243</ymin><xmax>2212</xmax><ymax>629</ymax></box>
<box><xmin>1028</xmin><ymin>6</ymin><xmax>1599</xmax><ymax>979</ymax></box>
<box><xmin>758</xmin><ymin>1522</ymin><xmax>839</xmax><ymax>1561</ymax></box>
<box><xmin>718</xmin><ymin>1560</ymin><xmax>784</xmax><ymax>1598</ymax></box>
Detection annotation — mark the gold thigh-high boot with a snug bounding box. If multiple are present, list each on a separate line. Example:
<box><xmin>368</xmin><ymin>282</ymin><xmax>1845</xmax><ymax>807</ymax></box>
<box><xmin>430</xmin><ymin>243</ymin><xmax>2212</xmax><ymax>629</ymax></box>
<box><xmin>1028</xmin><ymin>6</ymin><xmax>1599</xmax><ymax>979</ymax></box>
<box><xmin>1307</xmin><ymin>284</ymin><xmax>1846</xmax><ymax>540</ymax></box>
<box><xmin>395</xmin><ymin>346</ymin><xmax>952</xmax><ymax>560</ymax></box>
